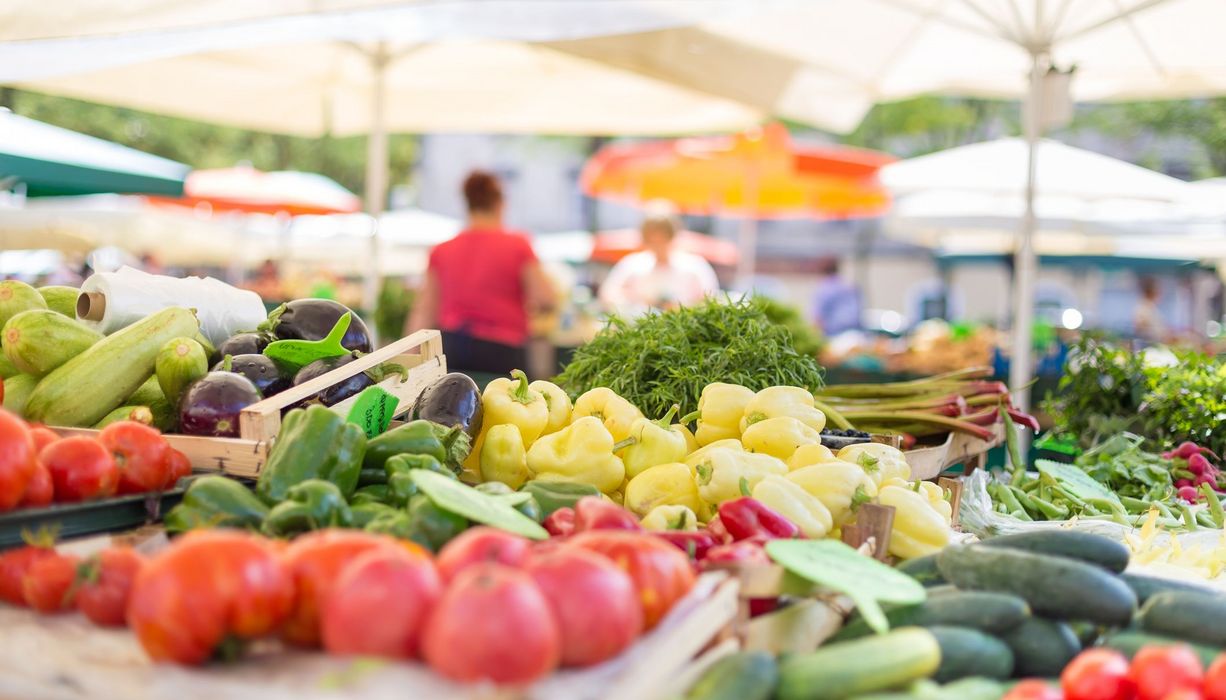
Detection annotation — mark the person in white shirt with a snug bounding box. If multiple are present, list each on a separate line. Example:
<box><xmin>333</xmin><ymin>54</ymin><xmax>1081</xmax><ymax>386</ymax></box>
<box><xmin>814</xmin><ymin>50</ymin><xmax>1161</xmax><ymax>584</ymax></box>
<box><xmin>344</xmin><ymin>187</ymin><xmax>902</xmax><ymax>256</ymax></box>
<box><xmin>598</xmin><ymin>201</ymin><xmax>720</xmax><ymax>316</ymax></box>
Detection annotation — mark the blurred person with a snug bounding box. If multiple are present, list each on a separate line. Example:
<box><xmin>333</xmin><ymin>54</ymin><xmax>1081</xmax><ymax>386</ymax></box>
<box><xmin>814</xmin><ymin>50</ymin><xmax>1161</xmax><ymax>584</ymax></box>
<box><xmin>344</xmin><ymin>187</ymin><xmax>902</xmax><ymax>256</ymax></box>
<box><xmin>598</xmin><ymin>201</ymin><xmax>719</xmax><ymax>315</ymax></box>
<box><xmin>407</xmin><ymin>170</ymin><xmax>553</xmax><ymax>375</ymax></box>
<box><xmin>1134</xmin><ymin>275</ymin><xmax>1167</xmax><ymax>342</ymax></box>
<box><xmin>246</xmin><ymin>259</ymin><xmax>285</xmax><ymax>302</ymax></box>
<box><xmin>811</xmin><ymin>256</ymin><xmax>861</xmax><ymax>335</ymax></box>
<box><xmin>139</xmin><ymin>252</ymin><xmax>165</xmax><ymax>276</ymax></box>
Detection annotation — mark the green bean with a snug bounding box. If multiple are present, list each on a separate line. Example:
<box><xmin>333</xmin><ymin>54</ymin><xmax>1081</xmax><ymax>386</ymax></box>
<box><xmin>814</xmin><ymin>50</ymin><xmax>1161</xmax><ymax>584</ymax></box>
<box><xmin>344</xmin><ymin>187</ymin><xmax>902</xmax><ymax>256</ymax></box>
<box><xmin>1200</xmin><ymin>484</ymin><xmax>1225</xmax><ymax>528</ymax></box>
<box><xmin>1029</xmin><ymin>496</ymin><xmax>1069</xmax><ymax>520</ymax></box>
<box><xmin>1182</xmin><ymin>504</ymin><xmax>1199</xmax><ymax>531</ymax></box>
<box><xmin>996</xmin><ymin>484</ymin><xmax>1027</xmax><ymax>516</ymax></box>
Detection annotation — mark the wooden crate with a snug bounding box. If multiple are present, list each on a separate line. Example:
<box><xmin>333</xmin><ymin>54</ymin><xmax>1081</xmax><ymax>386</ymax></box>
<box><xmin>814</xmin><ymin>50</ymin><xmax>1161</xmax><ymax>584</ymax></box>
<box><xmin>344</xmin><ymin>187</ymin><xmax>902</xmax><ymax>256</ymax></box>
<box><xmin>53</xmin><ymin>330</ymin><xmax>448</xmax><ymax>479</ymax></box>
<box><xmin>905</xmin><ymin>422</ymin><xmax>1005</xmax><ymax>481</ymax></box>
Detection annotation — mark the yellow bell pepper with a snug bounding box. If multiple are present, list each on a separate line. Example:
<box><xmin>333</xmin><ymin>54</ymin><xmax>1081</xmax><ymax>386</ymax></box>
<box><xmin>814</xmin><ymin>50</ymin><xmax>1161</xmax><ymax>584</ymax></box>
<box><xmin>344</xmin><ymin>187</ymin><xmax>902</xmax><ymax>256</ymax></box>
<box><xmin>479</xmin><ymin>424</ymin><xmax>529</xmax><ymax>489</ymax></box>
<box><xmin>786</xmin><ymin>460</ymin><xmax>876</xmax><ymax>526</ymax></box>
<box><xmin>838</xmin><ymin>443</ymin><xmax>911</xmax><ymax>486</ymax></box>
<box><xmin>529</xmin><ymin>380</ymin><xmax>572</xmax><ymax>436</ymax></box>
<box><xmin>683</xmin><ymin>439</ymin><xmax>743</xmax><ymax>471</ymax></box>
<box><xmin>572</xmin><ymin>387</ymin><xmax>643</xmax><ymax>443</ymax></box>
<box><xmin>740</xmin><ymin>386</ymin><xmax>826</xmax><ymax>433</ymax></box>
<box><xmin>786</xmin><ymin>443</ymin><xmax>836</xmax><ymax>471</ymax></box>
<box><xmin>741</xmin><ymin>416</ymin><xmax>823</xmax><ymax>462</ymax></box>
<box><xmin>916</xmin><ymin>481</ymin><xmax>954</xmax><ymax>524</ymax></box>
<box><xmin>675</xmin><ymin>422</ymin><xmax>699</xmax><ymax>453</ymax></box>
<box><xmin>694</xmin><ymin>383</ymin><xmax>755</xmax><ymax>446</ymax></box>
<box><xmin>620</xmin><ymin>406</ymin><xmax>690</xmax><ymax>479</ymax></box>
<box><xmin>624</xmin><ymin>462</ymin><xmax>704</xmax><ymax>518</ymax></box>
<box><xmin>752</xmin><ymin>475</ymin><xmax>833</xmax><ymax>538</ymax></box>
<box><xmin>877</xmin><ymin>484</ymin><xmax>952</xmax><ymax>560</ymax></box>
<box><xmin>693</xmin><ymin>447</ymin><xmax>788</xmax><ymax>506</ymax></box>
<box><xmin>483</xmin><ymin>369</ymin><xmax>549</xmax><ymax>448</ymax></box>
<box><xmin>640</xmin><ymin>505</ymin><xmax>699</xmax><ymax>532</ymax></box>
<box><xmin>526</xmin><ymin>416</ymin><xmax>626</xmax><ymax>494</ymax></box>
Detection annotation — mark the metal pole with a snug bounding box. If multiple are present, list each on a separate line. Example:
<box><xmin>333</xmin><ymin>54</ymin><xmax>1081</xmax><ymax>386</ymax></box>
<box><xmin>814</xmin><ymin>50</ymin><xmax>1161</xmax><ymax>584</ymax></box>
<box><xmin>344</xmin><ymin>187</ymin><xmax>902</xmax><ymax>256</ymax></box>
<box><xmin>363</xmin><ymin>43</ymin><xmax>389</xmax><ymax>328</ymax></box>
<box><xmin>1009</xmin><ymin>52</ymin><xmax>1046</xmax><ymax>414</ymax></box>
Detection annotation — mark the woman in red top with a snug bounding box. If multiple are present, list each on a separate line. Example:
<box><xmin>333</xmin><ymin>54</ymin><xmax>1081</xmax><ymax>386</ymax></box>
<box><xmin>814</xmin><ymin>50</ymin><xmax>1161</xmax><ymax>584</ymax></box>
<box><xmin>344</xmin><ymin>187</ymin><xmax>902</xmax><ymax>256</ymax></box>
<box><xmin>407</xmin><ymin>171</ymin><xmax>553</xmax><ymax>374</ymax></box>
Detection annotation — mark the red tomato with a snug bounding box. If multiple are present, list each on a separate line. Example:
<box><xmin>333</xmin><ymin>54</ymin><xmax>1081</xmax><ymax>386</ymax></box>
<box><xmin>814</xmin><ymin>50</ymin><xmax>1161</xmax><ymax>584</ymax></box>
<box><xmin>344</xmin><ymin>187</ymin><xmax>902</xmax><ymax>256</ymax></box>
<box><xmin>18</xmin><ymin>461</ymin><xmax>53</xmax><ymax>507</ymax></box>
<box><xmin>42</xmin><ymin>437</ymin><xmax>118</xmax><ymax>502</ymax></box>
<box><xmin>321</xmin><ymin>544</ymin><xmax>440</xmax><ymax>659</ymax></box>
<box><xmin>573</xmin><ymin>497</ymin><xmax>641</xmax><ymax>532</ymax></box>
<box><xmin>1162</xmin><ymin>690</ymin><xmax>1204</xmax><ymax>700</ymax></box>
<box><xmin>1063</xmin><ymin>648</ymin><xmax>1133</xmax><ymax>700</ymax></box>
<box><xmin>163</xmin><ymin>449</ymin><xmax>192</xmax><ymax>489</ymax></box>
<box><xmin>422</xmin><ymin>563</ymin><xmax>560</xmax><ymax>684</ymax></box>
<box><xmin>436</xmin><ymin>527</ymin><xmax>531</xmax><ymax>582</ymax></box>
<box><xmin>280</xmin><ymin>529</ymin><xmax>404</xmax><ymax>647</ymax></box>
<box><xmin>99</xmin><ymin>421</ymin><xmax>170</xmax><ymax>495</ymax></box>
<box><xmin>1005</xmin><ymin>679</ymin><xmax>1065</xmax><ymax>700</ymax></box>
<box><xmin>1204</xmin><ymin>654</ymin><xmax>1226</xmax><ymax>700</ymax></box>
<box><xmin>526</xmin><ymin>548</ymin><xmax>642</xmax><ymax>667</ymax></box>
<box><xmin>128</xmin><ymin>530</ymin><xmax>293</xmax><ymax>664</ymax></box>
<box><xmin>0</xmin><ymin>409</ymin><xmax>37</xmax><ymax>511</ymax></box>
<box><xmin>27</xmin><ymin>426</ymin><xmax>59</xmax><ymax>453</ymax></box>
<box><xmin>22</xmin><ymin>552</ymin><xmax>80</xmax><ymax>613</ymax></box>
<box><xmin>76</xmin><ymin>547</ymin><xmax>145</xmax><ymax>627</ymax></box>
<box><xmin>1130</xmin><ymin>645</ymin><xmax>1204</xmax><ymax>700</ymax></box>
<box><xmin>567</xmin><ymin>530</ymin><xmax>696</xmax><ymax>629</ymax></box>
<box><xmin>0</xmin><ymin>544</ymin><xmax>56</xmax><ymax>606</ymax></box>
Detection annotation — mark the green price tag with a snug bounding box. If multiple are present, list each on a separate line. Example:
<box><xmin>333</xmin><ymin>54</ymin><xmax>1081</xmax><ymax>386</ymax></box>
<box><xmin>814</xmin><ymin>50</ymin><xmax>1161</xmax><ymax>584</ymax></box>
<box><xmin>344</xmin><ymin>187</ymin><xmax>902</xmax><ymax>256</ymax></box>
<box><xmin>346</xmin><ymin>386</ymin><xmax>400</xmax><ymax>438</ymax></box>
<box><xmin>263</xmin><ymin>312</ymin><xmax>352</xmax><ymax>372</ymax></box>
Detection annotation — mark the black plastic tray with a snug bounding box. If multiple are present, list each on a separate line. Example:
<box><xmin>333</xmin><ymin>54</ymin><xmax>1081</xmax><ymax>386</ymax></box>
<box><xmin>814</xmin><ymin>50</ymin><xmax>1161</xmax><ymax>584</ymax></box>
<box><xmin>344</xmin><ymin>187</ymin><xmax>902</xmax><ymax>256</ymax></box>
<box><xmin>0</xmin><ymin>488</ymin><xmax>185</xmax><ymax>549</ymax></box>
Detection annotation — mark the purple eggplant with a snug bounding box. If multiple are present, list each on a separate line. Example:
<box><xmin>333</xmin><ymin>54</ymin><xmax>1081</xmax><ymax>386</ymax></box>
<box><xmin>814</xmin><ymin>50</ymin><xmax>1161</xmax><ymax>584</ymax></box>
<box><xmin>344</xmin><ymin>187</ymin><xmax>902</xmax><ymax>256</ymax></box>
<box><xmin>213</xmin><ymin>354</ymin><xmax>291</xmax><ymax>397</ymax></box>
<box><xmin>409</xmin><ymin>373</ymin><xmax>483</xmax><ymax>438</ymax></box>
<box><xmin>217</xmin><ymin>332</ymin><xmax>274</xmax><ymax>358</ymax></box>
<box><xmin>179</xmin><ymin>372</ymin><xmax>262</xmax><ymax>437</ymax></box>
<box><xmin>266</xmin><ymin>299</ymin><xmax>372</xmax><ymax>352</ymax></box>
<box><xmin>292</xmin><ymin>353</ymin><xmax>373</xmax><ymax>407</ymax></box>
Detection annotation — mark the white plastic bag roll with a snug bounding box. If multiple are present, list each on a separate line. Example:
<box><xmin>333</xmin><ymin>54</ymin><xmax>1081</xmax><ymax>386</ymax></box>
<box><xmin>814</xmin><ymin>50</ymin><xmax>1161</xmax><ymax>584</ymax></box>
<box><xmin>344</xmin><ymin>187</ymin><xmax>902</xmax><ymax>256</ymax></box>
<box><xmin>78</xmin><ymin>267</ymin><xmax>267</xmax><ymax>346</ymax></box>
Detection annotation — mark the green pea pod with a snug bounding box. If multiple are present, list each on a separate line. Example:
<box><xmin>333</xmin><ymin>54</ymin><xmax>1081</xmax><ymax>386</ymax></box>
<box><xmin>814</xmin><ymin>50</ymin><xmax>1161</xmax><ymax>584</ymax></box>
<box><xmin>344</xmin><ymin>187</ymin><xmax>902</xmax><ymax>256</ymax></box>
<box><xmin>261</xmin><ymin>479</ymin><xmax>354</xmax><ymax>537</ymax></box>
<box><xmin>364</xmin><ymin>420</ymin><xmax>449</xmax><ymax>471</ymax></box>
<box><xmin>256</xmin><ymin>405</ymin><xmax>366</xmax><ymax>502</ymax></box>
<box><xmin>164</xmin><ymin>475</ymin><xmax>270</xmax><ymax>533</ymax></box>
<box><xmin>519</xmin><ymin>480</ymin><xmax>601</xmax><ymax>517</ymax></box>
<box><xmin>404</xmin><ymin>494</ymin><xmax>468</xmax><ymax>552</ymax></box>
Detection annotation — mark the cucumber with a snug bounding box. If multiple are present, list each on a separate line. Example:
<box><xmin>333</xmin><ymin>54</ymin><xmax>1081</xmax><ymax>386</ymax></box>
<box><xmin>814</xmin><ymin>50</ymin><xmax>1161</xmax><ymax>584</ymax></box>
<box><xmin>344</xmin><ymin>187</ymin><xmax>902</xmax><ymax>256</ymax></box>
<box><xmin>0</xmin><ymin>354</ymin><xmax>18</xmax><ymax>379</ymax></box>
<box><xmin>36</xmin><ymin>286</ymin><xmax>79</xmax><ymax>318</ymax></box>
<box><xmin>1122</xmin><ymin>573</ymin><xmax>1217</xmax><ymax>604</ymax></box>
<box><xmin>685</xmin><ymin>651</ymin><xmax>777</xmax><ymax>700</ymax></box>
<box><xmin>1137</xmin><ymin>589</ymin><xmax>1226</xmax><ymax>647</ymax></box>
<box><xmin>3</xmin><ymin>310</ymin><xmax>103</xmax><ymax>376</ymax></box>
<box><xmin>980</xmin><ymin>530</ymin><xmax>1130</xmax><ymax>574</ymax></box>
<box><xmin>897</xmin><ymin>554</ymin><xmax>947</xmax><ymax>587</ymax></box>
<box><xmin>937</xmin><ymin>545</ymin><xmax>1136</xmax><ymax>626</ymax></box>
<box><xmin>776</xmin><ymin>627</ymin><xmax>941</xmax><ymax>700</ymax></box>
<box><xmin>0</xmin><ymin>280</ymin><xmax>47</xmax><ymax>329</ymax></box>
<box><xmin>2</xmin><ymin>373</ymin><xmax>38</xmax><ymax>416</ymax></box>
<box><xmin>24</xmin><ymin>307</ymin><xmax>199</xmax><ymax>427</ymax></box>
<box><xmin>928</xmin><ymin>626</ymin><xmax>1014</xmax><ymax>683</ymax></box>
<box><xmin>1067</xmin><ymin>620</ymin><xmax>1104</xmax><ymax>648</ymax></box>
<box><xmin>155</xmin><ymin>336</ymin><xmax>208</xmax><ymax>407</ymax></box>
<box><xmin>93</xmin><ymin>405</ymin><xmax>154</xmax><ymax>429</ymax></box>
<box><xmin>850</xmin><ymin>678</ymin><xmax>1005</xmax><ymax>700</ymax></box>
<box><xmin>127</xmin><ymin>377</ymin><xmax>176</xmax><ymax>432</ymax></box>
<box><xmin>1001</xmin><ymin>617</ymin><xmax>1081</xmax><ymax>677</ymax></box>
<box><xmin>834</xmin><ymin>591</ymin><xmax>1030</xmax><ymax>641</ymax></box>
<box><xmin>1101</xmin><ymin>630</ymin><xmax>1222</xmax><ymax>668</ymax></box>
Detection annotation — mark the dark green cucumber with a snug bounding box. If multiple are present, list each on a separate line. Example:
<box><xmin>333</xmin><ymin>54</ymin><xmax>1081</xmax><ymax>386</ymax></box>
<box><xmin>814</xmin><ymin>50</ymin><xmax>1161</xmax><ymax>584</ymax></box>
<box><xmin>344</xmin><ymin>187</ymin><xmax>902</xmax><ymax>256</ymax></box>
<box><xmin>980</xmin><ymin>530</ymin><xmax>1130</xmax><ymax>573</ymax></box>
<box><xmin>1137</xmin><ymin>590</ymin><xmax>1226</xmax><ymax>647</ymax></box>
<box><xmin>897</xmin><ymin>553</ymin><xmax>947</xmax><ymax>587</ymax></box>
<box><xmin>928</xmin><ymin>626</ymin><xmax>1014</xmax><ymax>683</ymax></box>
<box><xmin>833</xmin><ymin>590</ymin><xmax>1030</xmax><ymax>641</ymax></box>
<box><xmin>685</xmin><ymin>651</ymin><xmax>778</xmax><ymax>700</ymax></box>
<box><xmin>937</xmin><ymin>545</ymin><xmax>1136</xmax><ymax>626</ymax></box>
<box><xmin>1001</xmin><ymin>617</ymin><xmax>1081</xmax><ymax>678</ymax></box>
<box><xmin>1101</xmin><ymin>630</ymin><xmax>1222</xmax><ymax>668</ymax></box>
<box><xmin>1067</xmin><ymin>620</ymin><xmax>1104</xmax><ymax>648</ymax></box>
<box><xmin>1122</xmin><ymin>572</ymin><xmax>1217</xmax><ymax>604</ymax></box>
<box><xmin>776</xmin><ymin>627</ymin><xmax>941</xmax><ymax>700</ymax></box>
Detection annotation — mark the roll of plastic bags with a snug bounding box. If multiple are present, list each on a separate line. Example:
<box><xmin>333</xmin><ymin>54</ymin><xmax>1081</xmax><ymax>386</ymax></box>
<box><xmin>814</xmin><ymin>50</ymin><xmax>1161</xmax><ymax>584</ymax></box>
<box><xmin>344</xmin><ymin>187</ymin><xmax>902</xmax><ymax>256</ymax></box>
<box><xmin>78</xmin><ymin>266</ymin><xmax>266</xmax><ymax>346</ymax></box>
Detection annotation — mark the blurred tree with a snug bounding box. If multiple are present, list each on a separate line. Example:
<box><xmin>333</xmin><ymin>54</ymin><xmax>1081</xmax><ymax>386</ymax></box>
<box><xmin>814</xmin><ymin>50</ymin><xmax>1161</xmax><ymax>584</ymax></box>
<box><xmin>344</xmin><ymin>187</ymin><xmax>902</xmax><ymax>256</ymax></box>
<box><xmin>842</xmin><ymin>96</ymin><xmax>1017</xmax><ymax>157</ymax></box>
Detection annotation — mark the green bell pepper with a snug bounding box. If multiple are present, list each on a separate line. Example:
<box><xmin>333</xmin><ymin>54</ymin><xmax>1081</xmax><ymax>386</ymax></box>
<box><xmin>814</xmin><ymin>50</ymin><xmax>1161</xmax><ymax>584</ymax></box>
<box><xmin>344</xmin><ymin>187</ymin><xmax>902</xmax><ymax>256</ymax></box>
<box><xmin>352</xmin><ymin>484</ymin><xmax>392</xmax><ymax>505</ymax></box>
<box><xmin>357</xmin><ymin>467</ymin><xmax>388</xmax><ymax>487</ymax></box>
<box><xmin>256</xmin><ymin>405</ymin><xmax>366</xmax><ymax>502</ymax></box>
<box><xmin>364</xmin><ymin>420</ymin><xmax>471</xmax><ymax>473</ymax></box>
<box><xmin>405</xmin><ymin>494</ymin><xmax>468</xmax><ymax>552</ymax></box>
<box><xmin>385</xmin><ymin>453</ymin><xmax>457</xmax><ymax>506</ymax></box>
<box><xmin>520</xmin><ymin>480</ymin><xmax>600</xmax><ymax>517</ymax></box>
<box><xmin>164</xmin><ymin>475</ymin><xmax>269</xmax><ymax>533</ymax></box>
<box><xmin>261</xmin><ymin>479</ymin><xmax>354</xmax><ymax>537</ymax></box>
<box><xmin>351</xmin><ymin>501</ymin><xmax>398</xmax><ymax>528</ymax></box>
<box><xmin>364</xmin><ymin>509</ymin><xmax>415</xmax><ymax>539</ymax></box>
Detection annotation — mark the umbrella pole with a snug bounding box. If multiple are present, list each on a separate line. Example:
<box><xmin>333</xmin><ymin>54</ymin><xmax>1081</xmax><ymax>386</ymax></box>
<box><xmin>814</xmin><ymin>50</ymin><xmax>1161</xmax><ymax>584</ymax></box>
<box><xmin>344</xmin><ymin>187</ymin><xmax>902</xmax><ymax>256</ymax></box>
<box><xmin>1009</xmin><ymin>52</ymin><xmax>1046</xmax><ymax>419</ymax></box>
<box><xmin>363</xmin><ymin>43</ymin><xmax>390</xmax><ymax>329</ymax></box>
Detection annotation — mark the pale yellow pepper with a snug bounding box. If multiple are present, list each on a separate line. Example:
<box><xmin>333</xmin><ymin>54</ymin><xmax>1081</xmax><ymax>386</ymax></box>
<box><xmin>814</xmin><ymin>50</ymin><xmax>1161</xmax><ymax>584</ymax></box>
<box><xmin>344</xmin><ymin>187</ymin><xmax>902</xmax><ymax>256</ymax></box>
<box><xmin>620</xmin><ymin>406</ymin><xmax>690</xmax><ymax>480</ymax></box>
<box><xmin>526</xmin><ymin>416</ymin><xmax>626</xmax><ymax>494</ymax></box>
<box><xmin>693</xmin><ymin>447</ymin><xmax>788</xmax><ymax>506</ymax></box>
<box><xmin>529</xmin><ymin>380</ymin><xmax>572</xmax><ymax>436</ymax></box>
<box><xmin>683</xmin><ymin>439</ymin><xmax>743</xmax><ymax>471</ymax></box>
<box><xmin>838</xmin><ymin>443</ymin><xmax>911</xmax><ymax>486</ymax></box>
<box><xmin>483</xmin><ymin>369</ymin><xmax>549</xmax><ymax>447</ymax></box>
<box><xmin>624</xmin><ymin>461</ymin><xmax>704</xmax><ymax>517</ymax></box>
<box><xmin>694</xmin><ymin>383</ymin><xmax>755</xmax><ymax>446</ymax></box>
<box><xmin>572</xmin><ymin>387</ymin><xmax>643</xmax><ymax>443</ymax></box>
<box><xmin>787</xmin><ymin>460</ymin><xmax>876</xmax><ymax>526</ymax></box>
<box><xmin>674</xmin><ymin>422</ymin><xmax>699</xmax><ymax>453</ymax></box>
<box><xmin>479</xmin><ymin>424</ymin><xmax>529</xmax><ymax>489</ymax></box>
<box><xmin>786</xmin><ymin>443</ymin><xmax>836</xmax><ymax>471</ymax></box>
<box><xmin>752</xmin><ymin>475</ymin><xmax>833</xmax><ymax>538</ymax></box>
<box><xmin>916</xmin><ymin>481</ymin><xmax>954</xmax><ymax>524</ymax></box>
<box><xmin>640</xmin><ymin>505</ymin><xmax>699</xmax><ymax>532</ymax></box>
<box><xmin>877</xmin><ymin>484</ymin><xmax>952</xmax><ymax>560</ymax></box>
<box><xmin>741</xmin><ymin>416</ymin><xmax>823</xmax><ymax>462</ymax></box>
<box><xmin>740</xmin><ymin>386</ymin><xmax>826</xmax><ymax>433</ymax></box>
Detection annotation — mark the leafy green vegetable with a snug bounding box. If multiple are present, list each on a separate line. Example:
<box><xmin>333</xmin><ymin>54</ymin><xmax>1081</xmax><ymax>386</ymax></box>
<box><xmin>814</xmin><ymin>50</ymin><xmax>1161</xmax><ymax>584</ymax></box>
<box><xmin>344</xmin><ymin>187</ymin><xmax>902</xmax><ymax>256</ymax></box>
<box><xmin>556</xmin><ymin>296</ymin><xmax>825</xmax><ymax>417</ymax></box>
<box><xmin>409</xmin><ymin>470</ymin><xmax>548</xmax><ymax>539</ymax></box>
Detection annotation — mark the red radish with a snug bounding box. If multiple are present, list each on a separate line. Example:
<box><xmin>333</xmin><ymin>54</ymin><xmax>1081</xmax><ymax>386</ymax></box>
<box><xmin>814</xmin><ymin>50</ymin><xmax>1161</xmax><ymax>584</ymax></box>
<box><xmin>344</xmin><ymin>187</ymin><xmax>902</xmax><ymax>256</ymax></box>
<box><xmin>1177</xmin><ymin>479</ymin><xmax>1193</xmax><ymax>489</ymax></box>
<box><xmin>1189</xmin><ymin>454</ymin><xmax>1210</xmax><ymax>476</ymax></box>
<box><xmin>1178</xmin><ymin>486</ymin><xmax>1200</xmax><ymax>503</ymax></box>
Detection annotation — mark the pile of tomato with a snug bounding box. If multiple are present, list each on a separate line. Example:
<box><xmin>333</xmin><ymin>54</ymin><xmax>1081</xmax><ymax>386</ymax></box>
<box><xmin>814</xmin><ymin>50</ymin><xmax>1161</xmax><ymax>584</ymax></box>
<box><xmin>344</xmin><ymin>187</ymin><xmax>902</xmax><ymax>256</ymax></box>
<box><xmin>1007</xmin><ymin>645</ymin><xmax>1226</xmax><ymax>700</ymax></box>
<box><xmin>0</xmin><ymin>411</ymin><xmax>190</xmax><ymax>509</ymax></box>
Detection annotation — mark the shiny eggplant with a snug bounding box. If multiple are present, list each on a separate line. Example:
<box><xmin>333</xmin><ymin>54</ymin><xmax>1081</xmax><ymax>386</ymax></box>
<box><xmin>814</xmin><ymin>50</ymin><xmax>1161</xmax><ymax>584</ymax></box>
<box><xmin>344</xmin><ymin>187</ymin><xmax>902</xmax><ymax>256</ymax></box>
<box><xmin>179</xmin><ymin>372</ymin><xmax>262</xmax><ymax>437</ymax></box>
<box><xmin>214</xmin><ymin>354</ymin><xmax>291</xmax><ymax>397</ymax></box>
<box><xmin>265</xmin><ymin>299</ymin><xmax>372</xmax><ymax>352</ymax></box>
<box><xmin>292</xmin><ymin>352</ymin><xmax>373</xmax><ymax>407</ymax></box>
<box><xmin>409</xmin><ymin>372</ymin><xmax>483</xmax><ymax>438</ymax></box>
<box><xmin>217</xmin><ymin>332</ymin><xmax>274</xmax><ymax>358</ymax></box>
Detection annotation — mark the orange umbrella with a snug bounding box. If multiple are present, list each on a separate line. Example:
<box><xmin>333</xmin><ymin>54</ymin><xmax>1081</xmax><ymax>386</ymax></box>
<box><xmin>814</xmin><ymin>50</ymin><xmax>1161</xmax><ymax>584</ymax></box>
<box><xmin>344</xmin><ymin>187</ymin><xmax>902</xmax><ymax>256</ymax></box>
<box><xmin>148</xmin><ymin>166</ymin><xmax>361</xmax><ymax>216</ymax></box>
<box><xmin>590</xmin><ymin>228</ymin><xmax>739</xmax><ymax>266</ymax></box>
